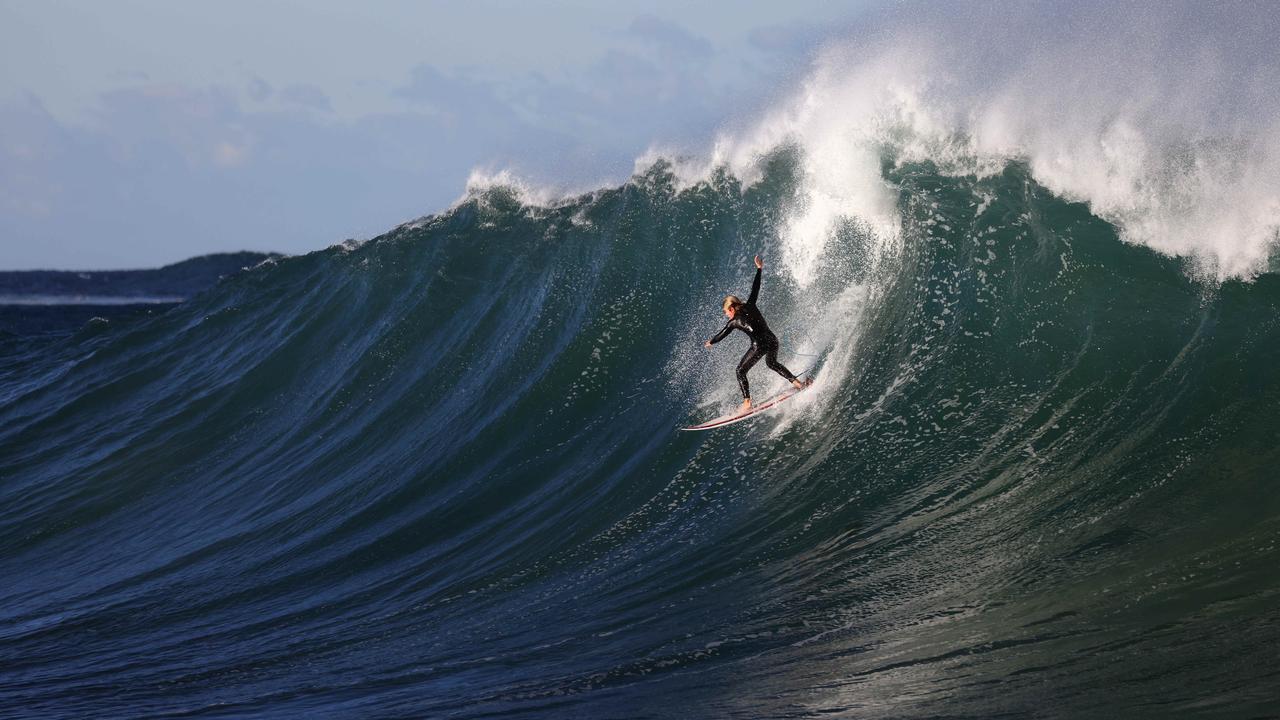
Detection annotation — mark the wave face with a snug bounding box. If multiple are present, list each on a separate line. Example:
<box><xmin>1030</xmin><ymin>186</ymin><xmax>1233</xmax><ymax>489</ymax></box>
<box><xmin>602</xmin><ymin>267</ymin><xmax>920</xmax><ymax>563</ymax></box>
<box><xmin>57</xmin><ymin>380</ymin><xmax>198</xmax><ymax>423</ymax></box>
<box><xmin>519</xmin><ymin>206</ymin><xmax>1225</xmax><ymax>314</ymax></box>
<box><xmin>4</xmin><ymin>149</ymin><xmax>1280</xmax><ymax>718</ymax></box>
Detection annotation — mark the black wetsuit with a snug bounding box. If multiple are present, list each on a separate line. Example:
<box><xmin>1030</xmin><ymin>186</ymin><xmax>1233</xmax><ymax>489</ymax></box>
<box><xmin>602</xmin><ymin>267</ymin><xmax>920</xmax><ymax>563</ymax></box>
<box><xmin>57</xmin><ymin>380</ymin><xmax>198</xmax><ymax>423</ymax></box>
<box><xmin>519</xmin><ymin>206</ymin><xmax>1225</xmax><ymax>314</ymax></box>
<box><xmin>707</xmin><ymin>267</ymin><xmax>799</xmax><ymax>398</ymax></box>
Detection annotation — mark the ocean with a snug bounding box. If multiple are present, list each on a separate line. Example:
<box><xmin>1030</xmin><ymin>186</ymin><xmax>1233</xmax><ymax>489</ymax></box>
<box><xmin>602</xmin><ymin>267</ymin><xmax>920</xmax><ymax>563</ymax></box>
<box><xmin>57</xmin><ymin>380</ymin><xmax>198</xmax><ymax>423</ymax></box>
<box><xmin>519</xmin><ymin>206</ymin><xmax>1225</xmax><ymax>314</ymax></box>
<box><xmin>4</xmin><ymin>7</ymin><xmax>1280</xmax><ymax>717</ymax></box>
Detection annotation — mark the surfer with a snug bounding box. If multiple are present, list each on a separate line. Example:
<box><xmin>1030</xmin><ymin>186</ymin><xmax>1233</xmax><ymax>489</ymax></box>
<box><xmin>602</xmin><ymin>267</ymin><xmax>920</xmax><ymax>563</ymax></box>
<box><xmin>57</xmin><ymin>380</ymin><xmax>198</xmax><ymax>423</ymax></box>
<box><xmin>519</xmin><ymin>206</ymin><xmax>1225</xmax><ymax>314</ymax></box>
<box><xmin>705</xmin><ymin>255</ymin><xmax>808</xmax><ymax>413</ymax></box>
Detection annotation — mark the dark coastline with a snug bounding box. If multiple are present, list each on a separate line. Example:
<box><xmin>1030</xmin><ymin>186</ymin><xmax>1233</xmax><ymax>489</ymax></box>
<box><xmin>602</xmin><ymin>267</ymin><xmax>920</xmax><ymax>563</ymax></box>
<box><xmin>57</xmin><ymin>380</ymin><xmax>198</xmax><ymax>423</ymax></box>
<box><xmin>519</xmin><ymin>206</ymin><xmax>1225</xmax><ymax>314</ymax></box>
<box><xmin>0</xmin><ymin>251</ymin><xmax>276</xmax><ymax>299</ymax></box>
<box><xmin>0</xmin><ymin>251</ymin><xmax>275</xmax><ymax>336</ymax></box>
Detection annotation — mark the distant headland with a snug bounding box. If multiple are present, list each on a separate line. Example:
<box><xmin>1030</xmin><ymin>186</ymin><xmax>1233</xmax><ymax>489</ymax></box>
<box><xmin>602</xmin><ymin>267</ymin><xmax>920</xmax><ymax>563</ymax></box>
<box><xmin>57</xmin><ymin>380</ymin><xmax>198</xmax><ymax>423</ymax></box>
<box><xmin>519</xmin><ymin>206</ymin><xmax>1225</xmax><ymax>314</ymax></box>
<box><xmin>0</xmin><ymin>251</ymin><xmax>279</xmax><ymax>336</ymax></box>
<box><xmin>0</xmin><ymin>251</ymin><xmax>279</xmax><ymax>303</ymax></box>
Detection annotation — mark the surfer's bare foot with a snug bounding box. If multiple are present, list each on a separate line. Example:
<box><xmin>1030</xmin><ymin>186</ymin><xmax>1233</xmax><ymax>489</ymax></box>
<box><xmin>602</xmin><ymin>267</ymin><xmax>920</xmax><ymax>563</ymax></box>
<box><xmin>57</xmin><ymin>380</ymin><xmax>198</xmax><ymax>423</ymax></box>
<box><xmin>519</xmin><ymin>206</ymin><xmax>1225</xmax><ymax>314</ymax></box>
<box><xmin>739</xmin><ymin>398</ymin><xmax>752</xmax><ymax>414</ymax></box>
<box><xmin>792</xmin><ymin>378</ymin><xmax>810</xmax><ymax>389</ymax></box>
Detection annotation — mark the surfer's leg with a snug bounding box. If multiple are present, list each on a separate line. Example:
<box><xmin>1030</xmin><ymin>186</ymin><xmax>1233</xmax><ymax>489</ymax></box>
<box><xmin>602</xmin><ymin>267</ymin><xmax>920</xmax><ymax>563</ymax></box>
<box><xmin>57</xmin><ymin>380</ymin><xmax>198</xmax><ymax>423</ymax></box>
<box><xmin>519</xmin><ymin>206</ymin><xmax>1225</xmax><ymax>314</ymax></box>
<box><xmin>737</xmin><ymin>345</ymin><xmax>764</xmax><ymax>406</ymax></box>
<box><xmin>765</xmin><ymin>345</ymin><xmax>807</xmax><ymax>389</ymax></box>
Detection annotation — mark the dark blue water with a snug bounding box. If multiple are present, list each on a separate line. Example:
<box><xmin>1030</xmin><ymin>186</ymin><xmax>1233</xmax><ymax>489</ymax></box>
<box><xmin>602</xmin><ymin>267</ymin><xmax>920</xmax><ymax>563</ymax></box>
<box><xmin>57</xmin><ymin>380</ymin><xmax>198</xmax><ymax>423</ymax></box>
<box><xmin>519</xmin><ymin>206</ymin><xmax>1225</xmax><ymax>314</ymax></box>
<box><xmin>2</xmin><ymin>157</ymin><xmax>1279</xmax><ymax>718</ymax></box>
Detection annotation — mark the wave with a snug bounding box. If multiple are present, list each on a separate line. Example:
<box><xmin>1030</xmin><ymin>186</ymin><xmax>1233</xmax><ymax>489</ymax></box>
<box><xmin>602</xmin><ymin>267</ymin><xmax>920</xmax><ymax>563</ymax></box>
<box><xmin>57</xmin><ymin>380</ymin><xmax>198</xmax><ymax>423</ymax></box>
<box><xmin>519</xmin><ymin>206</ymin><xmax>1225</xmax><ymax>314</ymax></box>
<box><xmin>4</xmin><ymin>5</ymin><xmax>1280</xmax><ymax>717</ymax></box>
<box><xmin>664</xmin><ymin>0</ymin><xmax>1280</xmax><ymax>282</ymax></box>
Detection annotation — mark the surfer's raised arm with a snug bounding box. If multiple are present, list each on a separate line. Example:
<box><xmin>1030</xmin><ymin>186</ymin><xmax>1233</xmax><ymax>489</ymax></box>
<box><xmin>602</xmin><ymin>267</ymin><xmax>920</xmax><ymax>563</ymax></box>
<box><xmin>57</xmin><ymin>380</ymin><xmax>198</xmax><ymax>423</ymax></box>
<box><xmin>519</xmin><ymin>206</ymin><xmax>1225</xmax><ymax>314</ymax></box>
<box><xmin>747</xmin><ymin>255</ymin><xmax>763</xmax><ymax>305</ymax></box>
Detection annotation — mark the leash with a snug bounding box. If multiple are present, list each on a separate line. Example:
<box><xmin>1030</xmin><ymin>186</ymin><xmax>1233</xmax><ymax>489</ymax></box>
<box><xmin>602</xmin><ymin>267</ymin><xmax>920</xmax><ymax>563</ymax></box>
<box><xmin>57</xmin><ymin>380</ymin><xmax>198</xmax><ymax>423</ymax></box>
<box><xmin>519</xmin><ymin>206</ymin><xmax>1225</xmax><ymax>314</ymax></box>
<box><xmin>788</xmin><ymin>327</ymin><xmax>824</xmax><ymax>378</ymax></box>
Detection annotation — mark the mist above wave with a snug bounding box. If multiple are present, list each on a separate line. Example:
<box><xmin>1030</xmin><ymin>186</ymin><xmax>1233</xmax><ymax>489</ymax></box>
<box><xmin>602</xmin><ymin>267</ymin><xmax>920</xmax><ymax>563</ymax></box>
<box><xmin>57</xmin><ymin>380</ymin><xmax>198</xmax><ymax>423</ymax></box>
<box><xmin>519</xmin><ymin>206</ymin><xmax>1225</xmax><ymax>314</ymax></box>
<box><xmin>691</xmin><ymin>1</ymin><xmax>1280</xmax><ymax>282</ymax></box>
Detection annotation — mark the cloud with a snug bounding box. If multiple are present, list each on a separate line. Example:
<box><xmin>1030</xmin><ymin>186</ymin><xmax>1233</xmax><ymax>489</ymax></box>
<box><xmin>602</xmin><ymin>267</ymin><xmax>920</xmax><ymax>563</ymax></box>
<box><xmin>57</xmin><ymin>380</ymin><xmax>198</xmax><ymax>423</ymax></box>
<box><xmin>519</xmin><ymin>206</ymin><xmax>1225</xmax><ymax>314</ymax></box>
<box><xmin>212</xmin><ymin>140</ymin><xmax>250</xmax><ymax>167</ymax></box>
<box><xmin>0</xmin><ymin>78</ymin><xmax>591</xmax><ymax>268</ymax></box>
<box><xmin>394</xmin><ymin>65</ymin><xmax>485</xmax><ymax>105</ymax></box>
<box><xmin>247</xmin><ymin>75</ymin><xmax>273</xmax><ymax>102</ymax></box>
<box><xmin>0</xmin><ymin>95</ymin><xmax>65</xmax><ymax>222</ymax></box>
<box><xmin>0</xmin><ymin>22</ymin><xmax>772</xmax><ymax>269</ymax></box>
<box><xmin>278</xmin><ymin>83</ymin><xmax>332</xmax><ymax>112</ymax></box>
<box><xmin>582</xmin><ymin>49</ymin><xmax>715</xmax><ymax>116</ymax></box>
<box><xmin>393</xmin><ymin>51</ymin><xmax>727</xmax><ymax>155</ymax></box>
<box><xmin>747</xmin><ymin>21</ymin><xmax>823</xmax><ymax>55</ymax></box>
<box><xmin>391</xmin><ymin>64</ymin><xmax>516</xmax><ymax>126</ymax></box>
<box><xmin>92</xmin><ymin>84</ymin><xmax>251</xmax><ymax>170</ymax></box>
<box><xmin>628</xmin><ymin>14</ymin><xmax>713</xmax><ymax>59</ymax></box>
<box><xmin>111</xmin><ymin>69</ymin><xmax>152</xmax><ymax>84</ymax></box>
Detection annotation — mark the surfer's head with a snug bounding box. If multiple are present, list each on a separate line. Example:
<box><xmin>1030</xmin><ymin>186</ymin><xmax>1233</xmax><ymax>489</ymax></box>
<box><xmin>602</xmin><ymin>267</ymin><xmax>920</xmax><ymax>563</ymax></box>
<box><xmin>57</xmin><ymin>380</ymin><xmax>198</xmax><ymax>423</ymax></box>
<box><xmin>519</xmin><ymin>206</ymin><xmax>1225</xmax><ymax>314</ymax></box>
<box><xmin>722</xmin><ymin>295</ymin><xmax>742</xmax><ymax>318</ymax></box>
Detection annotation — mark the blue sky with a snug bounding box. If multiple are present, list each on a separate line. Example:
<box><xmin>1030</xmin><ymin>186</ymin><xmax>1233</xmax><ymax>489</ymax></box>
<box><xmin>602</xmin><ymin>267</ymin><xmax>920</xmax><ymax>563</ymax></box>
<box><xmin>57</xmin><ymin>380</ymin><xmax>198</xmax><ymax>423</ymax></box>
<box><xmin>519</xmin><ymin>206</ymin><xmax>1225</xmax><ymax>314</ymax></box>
<box><xmin>0</xmin><ymin>1</ymin><xmax>869</xmax><ymax>269</ymax></box>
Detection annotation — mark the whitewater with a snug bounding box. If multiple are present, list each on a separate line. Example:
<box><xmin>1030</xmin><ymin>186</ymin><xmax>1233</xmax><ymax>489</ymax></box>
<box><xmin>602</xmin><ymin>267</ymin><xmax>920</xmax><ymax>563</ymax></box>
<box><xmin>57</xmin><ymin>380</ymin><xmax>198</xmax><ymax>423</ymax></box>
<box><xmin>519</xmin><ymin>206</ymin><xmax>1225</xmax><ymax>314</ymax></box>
<box><xmin>3</xmin><ymin>3</ymin><xmax>1280</xmax><ymax>717</ymax></box>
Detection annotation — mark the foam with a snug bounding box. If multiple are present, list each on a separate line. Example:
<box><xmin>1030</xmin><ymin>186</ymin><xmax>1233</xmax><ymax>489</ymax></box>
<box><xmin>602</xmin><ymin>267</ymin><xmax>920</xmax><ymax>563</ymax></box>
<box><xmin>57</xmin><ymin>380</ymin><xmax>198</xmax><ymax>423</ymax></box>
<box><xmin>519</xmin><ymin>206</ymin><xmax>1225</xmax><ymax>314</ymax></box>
<box><xmin>455</xmin><ymin>4</ymin><xmax>1280</xmax><ymax>285</ymax></box>
<box><xmin>457</xmin><ymin>168</ymin><xmax>575</xmax><ymax>209</ymax></box>
<box><xmin>711</xmin><ymin>3</ymin><xmax>1280</xmax><ymax>282</ymax></box>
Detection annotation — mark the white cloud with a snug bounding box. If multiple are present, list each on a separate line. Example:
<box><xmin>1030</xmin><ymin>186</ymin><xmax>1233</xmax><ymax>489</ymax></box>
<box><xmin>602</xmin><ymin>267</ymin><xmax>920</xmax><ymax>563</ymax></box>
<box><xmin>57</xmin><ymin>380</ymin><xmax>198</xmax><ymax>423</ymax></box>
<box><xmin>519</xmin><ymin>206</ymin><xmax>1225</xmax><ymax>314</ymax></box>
<box><xmin>627</xmin><ymin>14</ymin><xmax>713</xmax><ymax>59</ymax></box>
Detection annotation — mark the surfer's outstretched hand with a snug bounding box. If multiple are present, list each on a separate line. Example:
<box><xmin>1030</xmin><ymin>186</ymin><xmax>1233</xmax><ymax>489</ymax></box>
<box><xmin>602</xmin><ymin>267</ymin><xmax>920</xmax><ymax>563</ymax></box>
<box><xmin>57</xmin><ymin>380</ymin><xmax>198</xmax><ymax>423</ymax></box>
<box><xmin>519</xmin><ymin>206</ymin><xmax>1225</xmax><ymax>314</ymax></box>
<box><xmin>704</xmin><ymin>340</ymin><xmax>712</xmax><ymax>348</ymax></box>
<box><xmin>754</xmin><ymin>255</ymin><xmax>763</xmax><ymax>269</ymax></box>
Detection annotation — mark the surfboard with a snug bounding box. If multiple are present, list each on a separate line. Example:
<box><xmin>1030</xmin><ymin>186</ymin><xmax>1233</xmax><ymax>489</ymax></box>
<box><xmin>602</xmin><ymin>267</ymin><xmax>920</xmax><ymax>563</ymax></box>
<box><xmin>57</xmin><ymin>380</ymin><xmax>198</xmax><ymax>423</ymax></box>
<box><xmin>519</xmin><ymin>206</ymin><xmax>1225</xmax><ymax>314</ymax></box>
<box><xmin>680</xmin><ymin>380</ymin><xmax>812</xmax><ymax>431</ymax></box>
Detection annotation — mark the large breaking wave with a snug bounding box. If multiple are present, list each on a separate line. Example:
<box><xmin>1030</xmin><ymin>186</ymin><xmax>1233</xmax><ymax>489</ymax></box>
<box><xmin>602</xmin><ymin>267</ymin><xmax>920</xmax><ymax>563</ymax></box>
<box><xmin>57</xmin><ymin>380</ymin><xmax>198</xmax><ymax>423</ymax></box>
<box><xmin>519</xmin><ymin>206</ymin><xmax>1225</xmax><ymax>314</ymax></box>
<box><xmin>4</xmin><ymin>3</ymin><xmax>1280</xmax><ymax>717</ymax></box>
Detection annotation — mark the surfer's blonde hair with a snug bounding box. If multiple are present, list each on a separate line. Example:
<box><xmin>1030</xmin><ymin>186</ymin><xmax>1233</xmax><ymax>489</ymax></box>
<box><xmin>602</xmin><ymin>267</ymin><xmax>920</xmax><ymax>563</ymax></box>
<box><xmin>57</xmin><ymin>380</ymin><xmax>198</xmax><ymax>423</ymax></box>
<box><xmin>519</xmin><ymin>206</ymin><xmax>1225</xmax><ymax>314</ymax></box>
<box><xmin>723</xmin><ymin>295</ymin><xmax>742</xmax><ymax>313</ymax></box>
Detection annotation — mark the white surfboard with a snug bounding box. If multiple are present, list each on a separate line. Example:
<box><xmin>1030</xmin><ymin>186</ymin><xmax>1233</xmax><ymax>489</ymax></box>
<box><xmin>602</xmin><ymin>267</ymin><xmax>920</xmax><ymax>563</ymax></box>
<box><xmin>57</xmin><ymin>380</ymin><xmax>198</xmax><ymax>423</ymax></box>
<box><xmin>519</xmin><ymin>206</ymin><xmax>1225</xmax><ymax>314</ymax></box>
<box><xmin>680</xmin><ymin>381</ymin><xmax>811</xmax><ymax>431</ymax></box>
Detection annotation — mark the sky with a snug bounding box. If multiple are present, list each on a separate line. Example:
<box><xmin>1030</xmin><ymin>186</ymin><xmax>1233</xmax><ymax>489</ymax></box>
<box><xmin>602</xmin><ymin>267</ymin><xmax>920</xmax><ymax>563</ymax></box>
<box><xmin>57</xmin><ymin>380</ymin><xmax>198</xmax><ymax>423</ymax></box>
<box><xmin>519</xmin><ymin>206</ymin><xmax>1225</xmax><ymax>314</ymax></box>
<box><xmin>0</xmin><ymin>1</ymin><xmax>872</xmax><ymax>269</ymax></box>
